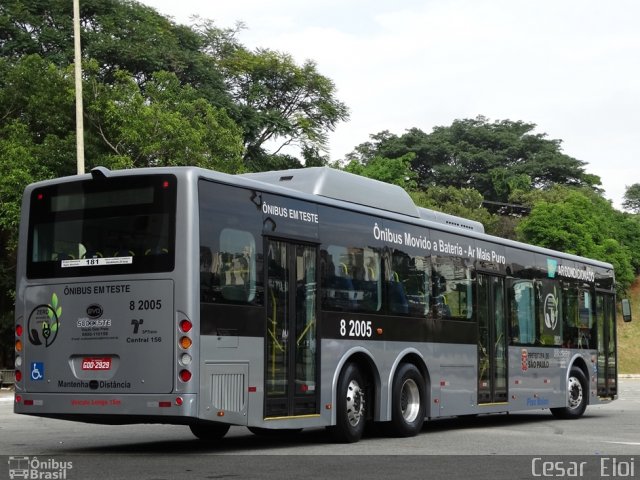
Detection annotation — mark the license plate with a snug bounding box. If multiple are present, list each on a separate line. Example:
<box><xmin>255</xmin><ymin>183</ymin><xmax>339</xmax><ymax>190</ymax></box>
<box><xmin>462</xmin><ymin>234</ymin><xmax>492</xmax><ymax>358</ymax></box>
<box><xmin>81</xmin><ymin>357</ymin><xmax>112</xmax><ymax>371</ymax></box>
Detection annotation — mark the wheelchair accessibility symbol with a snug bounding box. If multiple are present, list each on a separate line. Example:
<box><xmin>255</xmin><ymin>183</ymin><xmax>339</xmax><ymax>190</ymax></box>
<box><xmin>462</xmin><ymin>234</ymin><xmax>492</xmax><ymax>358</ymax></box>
<box><xmin>30</xmin><ymin>362</ymin><xmax>44</xmax><ymax>381</ymax></box>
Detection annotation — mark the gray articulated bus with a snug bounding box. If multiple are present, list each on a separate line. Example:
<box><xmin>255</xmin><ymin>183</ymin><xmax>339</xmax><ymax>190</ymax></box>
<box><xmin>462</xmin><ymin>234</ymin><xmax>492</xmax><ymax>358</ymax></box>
<box><xmin>13</xmin><ymin>166</ymin><xmax>631</xmax><ymax>443</ymax></box>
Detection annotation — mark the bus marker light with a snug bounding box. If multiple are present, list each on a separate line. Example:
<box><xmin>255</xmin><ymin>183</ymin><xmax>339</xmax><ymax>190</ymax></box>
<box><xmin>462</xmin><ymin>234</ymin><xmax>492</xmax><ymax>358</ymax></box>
<box><xmin>217</xmin><ymin>411</ymin><xmax>225</xmax><ymax>417</ymax></box>
<box><xmin>23</xmin><ymin>399</ymin><xmax>34</xmax><ymax>406</ymax></box>
<box><xmin>179</xmin><ymin>369</ymin><xmax>192</xmax><ymax>382</ymax></box>
<box><xmin>15</xmin><ymin>395</ymin><xmax>22</xmax><ymax>403</ymax></box>
<box><xmin>325</xmin><ymin>403</ymin><xmax>332</xmax><ymax>410</ymax></box>
<box><xmin>179</xmin><ymin>320</ymin><xmax>192</xmax><ymax>333</ymax></box>
<box><xmin>175</xmin><ymin>397</ymin><xmax>183</xmax><ymax>406</ymax></box>
<box><xmin>179</xmin><ymin>336</ymin><xmax>192</xmax><ymax>349</ymax></box>
<box><xmin>16</xmin><ymin>325</ymin><xmax>23</xmax><ymax>337</ymax></box>
<box><xmin>376</xmin><ymin>328</ymin><xmax>383</xmax><ymax>335</ymax></box>
<box><xmin>248</xmin><ymin>386</ymin><xmax>257</xmax><ymax>393</ymax></box>
<box><xmin>159</xmin><ymin>401</ymin><xmax>172</xmax><ymax>408</ymax></box>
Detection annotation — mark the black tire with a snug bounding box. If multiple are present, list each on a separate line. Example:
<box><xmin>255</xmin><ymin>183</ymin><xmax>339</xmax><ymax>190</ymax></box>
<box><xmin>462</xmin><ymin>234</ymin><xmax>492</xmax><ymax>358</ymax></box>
<box><xmin>386</xmin><ymin>363</ymin><xmax>426</xmax><ymax>437</ymax></box>
<box><xmin>328</xmin><ymin>362</ymin><xmax>367</xmax><ymax>443</ymax></box>
<box><xmin>551</xmin><ymin>367</ymin><xmax>588</xmax><ymax>419</ymax></box>
<box><xmin>189</xmin><ymin>422</ymin><xmax>230</xmax><ymax>441</ymax></box>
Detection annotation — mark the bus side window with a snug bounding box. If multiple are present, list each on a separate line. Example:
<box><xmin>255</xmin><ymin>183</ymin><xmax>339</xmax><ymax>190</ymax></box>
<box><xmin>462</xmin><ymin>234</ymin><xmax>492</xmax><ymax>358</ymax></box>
<box><xmin>510</xmin><ymin>280</ymin><xmax>535</xmax><ymax>345</ymax></box>
<box><xmin>431</xmin><ymin>256</ymin><xmax>473</xmax><ymax>320</ymax></box>
<box><xmin>218</xmin><ymin>229</ymin><xmax>256</xmax><ymax>303</ymax></box>
<box><xmin>322</xmin><ymin>245</ymin><xmax>381</xmax><ymax>312</ymax></box>
<box><xmin>386</xmin><ymin>250</ymin><xmax>430</xmax><ymax>317</ymax></box>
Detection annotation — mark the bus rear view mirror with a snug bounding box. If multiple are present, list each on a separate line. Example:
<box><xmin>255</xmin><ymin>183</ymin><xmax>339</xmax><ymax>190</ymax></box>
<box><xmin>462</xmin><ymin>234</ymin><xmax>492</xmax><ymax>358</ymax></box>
<box><xmin>621</xmin><ymin>298</ymin><xmax>632</xmax><ymax>322</ymax></box>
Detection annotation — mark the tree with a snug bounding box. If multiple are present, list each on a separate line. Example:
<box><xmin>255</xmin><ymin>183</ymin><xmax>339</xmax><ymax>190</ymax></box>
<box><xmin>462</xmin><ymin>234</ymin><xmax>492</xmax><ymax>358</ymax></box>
<box><xmin>0</xmin><ymin>0</ymin><xmax>229</xmax><ymax>101</ymax></box>
<box><xmin>343</xmin><ymin>154</ymin><xmax>417</xmax><ymax>191</ymax></box>
<box><xmin>516</xmin><ymin>187</ymin><xmax>637</xmax><ymax>294</ymax></box>
<box><xmin>86</xmin><ymin>68</ymin><xmax>244</xmax><ymax>171</ymax></box>
<box><xmin>346</xmin><ymin>117</ymin><xmax>601</xmax><ymax>204</ymax></box>
<box><xmin>623</xmin><ymin>183</ymin><xmax>640</xmax><ymax>214</ymax></box>
<box><xmin>410</xmin><ymin>186</ymin><xmax>497</xmax><ymax>234</ymax></box>
<box><xmin>197</xmin><ymin>20</ymin><xmax>349</xmax><ymax>168</ymax></box>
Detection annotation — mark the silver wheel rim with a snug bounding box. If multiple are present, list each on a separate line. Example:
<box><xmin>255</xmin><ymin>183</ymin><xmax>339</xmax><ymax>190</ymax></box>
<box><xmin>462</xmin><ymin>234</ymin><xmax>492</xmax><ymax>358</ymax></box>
<box><xmin>400</xmin><ymin>378</ymin><xmax>420</xmax><ymax>423</ymax></box>
<box><xmin>567</xmin><ymin>376</ymin><xmax>583</xmax><ymax>410</ymax></box>
<box><xmin>346</xmin><ymin>379</ymin><xmax>365</xmax><ymax>427</ymax></box>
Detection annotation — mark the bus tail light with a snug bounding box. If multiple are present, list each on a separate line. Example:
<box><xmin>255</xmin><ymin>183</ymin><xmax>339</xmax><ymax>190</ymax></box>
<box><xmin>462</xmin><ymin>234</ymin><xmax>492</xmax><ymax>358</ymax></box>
<box><xmin>15</xmin><ymin>323</ymin><xmax>23</xmax><ymax>374</ymax></box>
<box><xmin>15</xmin><ymin>370</ymin><xmax>22</xmax><ymax>382</ymax></box>
<box><xmin>179</xmin><ymin>319</ymin><xmax>192</xmax><ymax>333</ymax></box>
<box><xmin>179</xmin><ymin>369</ymin><xmax>192</xmax><ymax>382</ymax></box>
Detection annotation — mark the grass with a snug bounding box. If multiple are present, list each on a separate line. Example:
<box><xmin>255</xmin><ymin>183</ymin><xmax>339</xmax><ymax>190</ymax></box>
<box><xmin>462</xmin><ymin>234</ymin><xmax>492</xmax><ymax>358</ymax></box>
<box><xmin>618</xmin><ymin>276</ymin><xmax>640</xmax><ymax>374</ymax></box>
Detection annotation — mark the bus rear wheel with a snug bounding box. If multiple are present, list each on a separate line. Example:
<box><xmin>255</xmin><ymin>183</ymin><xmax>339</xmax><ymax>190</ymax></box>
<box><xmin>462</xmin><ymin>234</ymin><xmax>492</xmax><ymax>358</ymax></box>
<box><xmin>329</xmin><ymin>362</ymin><xmax>367</xmax><ymax>443</ymax></box>
<box><xmin>385</xmin><ymin>363</ymin><xmax>426</xmax><ymax>437</ymax></box>
<box><xmin>551</xmin><ymin>368</ymin><xmax>588</xmax><ymax>419</ymax></box>
<box><xmin>189</xmin><ymin>422</ymin><xmax>231</xmax><ymax>441</ymax></box>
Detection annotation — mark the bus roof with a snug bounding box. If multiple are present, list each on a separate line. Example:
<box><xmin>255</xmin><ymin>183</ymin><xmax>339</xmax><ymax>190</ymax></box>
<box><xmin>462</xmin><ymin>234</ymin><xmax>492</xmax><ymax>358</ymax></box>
<box><xmin>241</xmin><ymin>167</ymin><xmax>485</xmax><ymax>233</ymax></box>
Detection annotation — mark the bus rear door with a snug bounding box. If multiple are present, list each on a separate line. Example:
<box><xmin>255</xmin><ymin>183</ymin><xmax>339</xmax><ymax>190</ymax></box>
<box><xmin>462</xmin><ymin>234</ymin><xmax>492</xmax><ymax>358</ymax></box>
<box><xmin>264</xmin><ymin>239</ymin><xmax>319</xmax><ymax>418</ymax></box>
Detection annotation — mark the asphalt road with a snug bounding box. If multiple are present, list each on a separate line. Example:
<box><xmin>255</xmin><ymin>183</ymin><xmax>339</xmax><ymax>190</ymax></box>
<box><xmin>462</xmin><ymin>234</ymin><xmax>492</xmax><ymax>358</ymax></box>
<box><xmin>1</xmin><ymin>378</ymin><xmax>639</xmax><ymax>479</ymax></box>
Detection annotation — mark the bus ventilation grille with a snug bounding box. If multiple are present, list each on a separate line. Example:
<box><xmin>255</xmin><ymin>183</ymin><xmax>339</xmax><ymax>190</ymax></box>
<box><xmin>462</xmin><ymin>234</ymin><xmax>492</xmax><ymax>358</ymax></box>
<box><xmin>210</xmin><ymin>373</ymin><xmax>246</xmax><ymax>412</ymax></box>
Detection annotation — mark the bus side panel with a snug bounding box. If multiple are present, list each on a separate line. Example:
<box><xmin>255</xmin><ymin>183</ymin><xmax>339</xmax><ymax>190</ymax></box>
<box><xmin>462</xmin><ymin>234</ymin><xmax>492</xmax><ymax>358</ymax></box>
<box><xmin>507</xmin><ymin>346</ymin><xmax>594</xmax><ymax>410</ymax></box>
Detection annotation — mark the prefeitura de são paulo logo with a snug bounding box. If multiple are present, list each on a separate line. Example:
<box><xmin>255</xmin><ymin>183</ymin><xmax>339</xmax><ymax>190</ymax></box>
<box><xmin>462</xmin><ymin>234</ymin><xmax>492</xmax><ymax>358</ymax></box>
<box><xmin>27</xmin><ymin>293</ymin><xmax>62</xmax><ymax>347</ymax></box>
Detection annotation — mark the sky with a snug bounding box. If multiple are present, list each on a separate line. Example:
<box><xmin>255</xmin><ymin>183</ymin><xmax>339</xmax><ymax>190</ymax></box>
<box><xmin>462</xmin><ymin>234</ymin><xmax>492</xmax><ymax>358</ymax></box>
<box><xmin>138</xmin><ymin>0</ymin><xmax>640</xmax><ymax>209</ymax></box>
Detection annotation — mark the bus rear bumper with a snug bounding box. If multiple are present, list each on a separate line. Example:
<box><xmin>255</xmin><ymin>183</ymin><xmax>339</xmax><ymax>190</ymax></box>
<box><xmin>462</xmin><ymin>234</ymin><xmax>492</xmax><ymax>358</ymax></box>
<box><xmin>14</xmin><ymin>392</ymin><xmax>199</xmax><ymax>425</ymax></box>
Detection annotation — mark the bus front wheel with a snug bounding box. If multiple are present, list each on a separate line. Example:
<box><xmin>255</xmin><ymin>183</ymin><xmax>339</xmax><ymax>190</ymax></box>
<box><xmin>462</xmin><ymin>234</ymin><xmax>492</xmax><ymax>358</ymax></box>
<box><xmin>329</xmin><ymin>362</ymin><xmax>367</xmax><ymax>443</ymax></box>
<box><xmin>551</xmin><ymin>368</ymin><xmax>588</xmax><ymax>419</ymax></box>
<box><xmin>189</xmin><ymin>422</ymin><xmax>231</xmax><ymax>441</ymax></box>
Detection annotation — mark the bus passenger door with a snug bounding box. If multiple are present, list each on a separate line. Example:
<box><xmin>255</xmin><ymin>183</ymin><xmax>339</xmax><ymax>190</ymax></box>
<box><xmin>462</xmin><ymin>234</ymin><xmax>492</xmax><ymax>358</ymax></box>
<box><xmin>477</xmin><ymin>274</ymin><xmax>508</xmax><ymax>404</ymax></box>
<box><xmin>596</xmin><ymin>293</ymin><xmax>617</xmax><ymax>398</ymax></box>
<box><xmin>265</xmin><ymin>239</ymin><xmax>319</xmax><ymax>418</ymax></box>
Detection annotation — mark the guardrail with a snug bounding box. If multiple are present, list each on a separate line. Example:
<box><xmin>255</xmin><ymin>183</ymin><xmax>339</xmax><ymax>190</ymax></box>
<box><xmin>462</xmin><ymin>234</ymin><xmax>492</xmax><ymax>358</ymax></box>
<box><xmin>0</xmin><ymin>369</ymin><xmax>15</xmax><ymax>387</ymax></box>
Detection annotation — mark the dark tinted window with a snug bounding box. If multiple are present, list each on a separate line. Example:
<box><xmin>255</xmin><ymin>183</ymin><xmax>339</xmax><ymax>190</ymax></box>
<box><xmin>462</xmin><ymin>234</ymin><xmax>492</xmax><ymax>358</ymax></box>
<box><xmin>199</xmin><ymin>180</ymin><xmax>263</xmax><ymax>305</ymax></box>
<box><xmin>27</xmin><ymin>175</ymin><xmax>176</xmax><ymax>278</ymax></box>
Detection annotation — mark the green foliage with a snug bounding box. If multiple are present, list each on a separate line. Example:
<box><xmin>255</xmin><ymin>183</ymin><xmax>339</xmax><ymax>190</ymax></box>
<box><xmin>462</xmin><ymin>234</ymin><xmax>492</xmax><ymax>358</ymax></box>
<box><xmin>623</xmin><ymin>183</ymin><xmax>640</xmax><ymax>214</ymax></box>
<box><xmin>87</xmin><ymin>68</ymin><xmax>244</xmax><ymax>171</ymax></box>
<box><xmin>347</xmin><ymin>117</ymin><xmax>601</xmax><ymax>204</ymax></box>
<box><xmin>410</xmin><ymin>186</ymin><xmax>498</xmax><ymax>233</ymax></box>
<box><xmin>196</xmin><ymin>19</ymin><xmax>349</xmax><ymax>168</ymax></box>
<box><xmin>343</xmin><ymin>154</ymin><xmax>417</xmax><ymax>191</ymax></box>
<box><xmin>516</xmin><ymin>187</ymin><xmax>638</xmax><ymax>294</ymax></box>
<box><xmin>0</xmin><ymin>0</ymin><xmax>228</xmax><ymax>101</ymax></box>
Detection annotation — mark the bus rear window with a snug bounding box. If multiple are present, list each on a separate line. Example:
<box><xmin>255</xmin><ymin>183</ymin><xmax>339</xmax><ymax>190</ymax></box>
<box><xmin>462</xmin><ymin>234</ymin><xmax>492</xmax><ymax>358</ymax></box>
<box><xmin>27</xmin><ymin>175</ymin><xmax>176</xmax><ymax>278</ymax></box>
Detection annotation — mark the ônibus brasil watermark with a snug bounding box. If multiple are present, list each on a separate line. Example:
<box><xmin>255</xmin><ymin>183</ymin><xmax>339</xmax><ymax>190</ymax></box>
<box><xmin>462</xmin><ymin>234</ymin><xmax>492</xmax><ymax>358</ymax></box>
<box><xmin>8</xmin><ymin>456</ymin><xmax>73</xmax><ymax>479</ymax></box>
